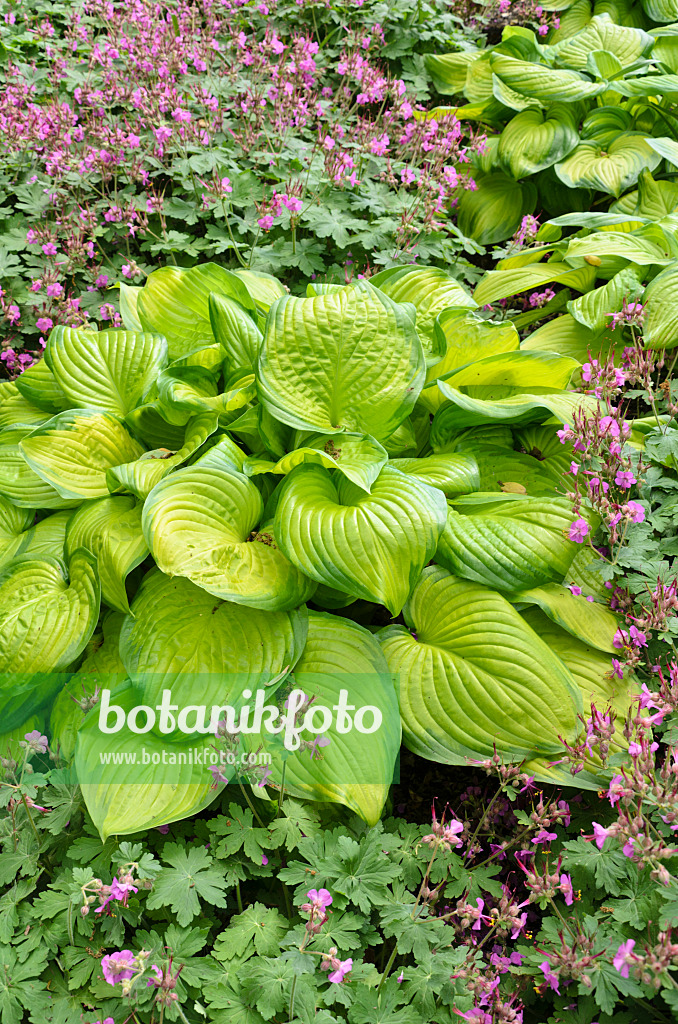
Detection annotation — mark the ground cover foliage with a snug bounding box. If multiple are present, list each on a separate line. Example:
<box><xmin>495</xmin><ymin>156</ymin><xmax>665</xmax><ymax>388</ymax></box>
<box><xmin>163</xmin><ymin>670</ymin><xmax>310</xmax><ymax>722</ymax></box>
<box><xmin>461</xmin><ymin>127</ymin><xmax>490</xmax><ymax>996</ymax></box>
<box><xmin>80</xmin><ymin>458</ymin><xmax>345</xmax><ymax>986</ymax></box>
<box><xmin>2</xmin><ymin>0</ymin><xmax>678</xmax><ymax>1022</ymax></box>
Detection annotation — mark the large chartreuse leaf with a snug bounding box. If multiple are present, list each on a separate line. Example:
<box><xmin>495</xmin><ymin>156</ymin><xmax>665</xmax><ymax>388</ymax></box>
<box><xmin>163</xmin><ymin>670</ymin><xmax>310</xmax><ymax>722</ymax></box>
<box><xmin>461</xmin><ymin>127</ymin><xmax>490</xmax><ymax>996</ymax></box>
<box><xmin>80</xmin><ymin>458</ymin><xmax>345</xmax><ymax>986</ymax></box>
<box><xmin>369</xmin><ymin>267</ymin><xmax>475</xmax><ymax>352</ymax></box>
<box><xmin>0</xmin><ymin>428</ymin><xmax>80</xmax><ymax>510</ymax></box>
<box><xmin>473</xmin><ymin>262</ymin><xmax>596</xmax><ymax>305</ymax></box>
<box><xmin>490</xmin><ymin>53</ymin><xmax>607</xmax><ymax>102</ymax></box>
<box><xmin>389</xmin><ymin>453</ymin><xmax>480</xmax><ymax>496</ymax></box>
<box><xmin>209</xmin><ymin>292</ymin><xmax>263</xmax><ymax>372</ymax></box>
<box><xmin>424</xmin><ymin>51</ymin><xmax>484</xmax><ymax>94</ymax></box>
<box><xmin>106</xmin><ymin>411</ymin><xmax>219</xmax><ymax>500</ymax></box>
<box><xmin>232</xmin><ymin>268</ymin><xmax>286</xmax><ymax>315</ymax></box>
<box><xmin>15</xmin><ymin>358</ymin><xmax>69</xmax><ymax>413</ymax></box>
<box><xmin>0</xmin><ymin>498</ymin><xmax>34</xmax><ymax>569</ymax></box>
<box><xmin>0</xmin><ymin>394</ymin><xmax>52</xmax><ymax>429</ymax></box>
<box><xmin>555</xmin><ymin>134</ymin><xmax>662</xmax><ymax>197</ymax></box>
<box><xmin>65</xmin><ymin>496</ymin><xmax>148</xmax><ymax>613</ymax></box>
<box><xmin>156</xmin><ymin>366</ymin><xmax>255</xmax><ymax>424</ymax></box>
<box><xmin>498</xmin><ymin>105</ymin><xmax>580</xmax><ymax>178</ymax></box>
<box><xmin>510</xmin><ymin>583</ymin><xmax>618</xmax><ymax>651</ymax></box>
<box><xmin>429</xmin><ymin>311</ymin><xmax>519</xmax><ymax>386</ymax></box>
<box><xmin>45</xmin><ymin>327</ymin><xmax>168</xmax><ymax>417</ymax></box>
<box><xmin>436</xmin><ymin>493</ymin><xmax>582</xmax><ymax>590</ymax></box>
<box><xmin>247</xmin><ymin>612</ymin><xmax>401</xmax><ymax>826</ymax></box>
<box><xmin>642</xmin><ymin>263</ymin><xmax>678</xmax><ymax>348</ymax></box>
<box><xmin>273</xmin><ymin>464</ymin><xmax>447</xmax><ymax>615</ymax></box>
<box><xmin>643</xmin><ymin>0</ymin><xmax>678</xmax><ymax>21</ymax></box>
<box><xmin>119</xmin><ymin>569</ymin><xmax>307</xmax><ymax>718</ymax></box>
<box><xmin>567</xmin><ymin>267</ymin><xmax>645</xmax><ymax>331</ymax></box>
<box><xmin>430</xmin><ymin>384</ymin><xmax>599</xmax><ymax>438</ymax></box>
<box><xmin>75</xmin><ymin>681</ymin><xmax>219</xmax><ymax>840</ymax></box>
<box><xmin>136</xmin><ymin>263</ymin><xmax>256</xmax><ymax>359</ymax></box>
<box><xmin>20</xmin><ymin>411</ymin><xmax>145</xmax><ymax>500</ymax></box>
<box><xmin>611</xmin><ymin>169</ymin><xmax>678</xmax><ymax>221</ymax></box>
<box><xmin>0</xmin><ymin>550</ymin><xmax>100</xmax><ymax>730</ymax></box>
<box><xmin>469</xmin><ymin>444</ymin><xmax>567</xmax><ymax>496</ymax></box>
<box><xmin>378</xmin><ymin>565</ymin><xmax>581</xmax><ymax>763</ymax></box>
<box><xmin>257</xmin><ymin>281</ymin><xmax>425</xmax><ymax>441</ymax></box>
<box><xmin>550</xmin><ymin>14</ymin><xmax>652</xmax><ymax>67</ymax></box>
<box><xmin>562</xmin><ymin>230</ymin><xmax>672</xmax><ymax>264</ymax></box>
<box><xmin>142</xmin><ymin>443</ymin><xmax>316</xmax><ymax>611</ymax></box>
<box><xmin>521</xmin><ymin>314</ymin><xmax>613</xmax><ymax>362</ymax></box>
<box><xmin>119</xmin><ymin>283</ymin><xmax>143</xmax><ymax>331</ymax></box>
<box><xmin>457</xmin><ymin>172</ymin><xmax>538</xmax><ymax>244</ymax></box>
<box><xmin>243</xmin><ymin>433</ymin><xmax>388</xmax><ymax>493</ymax></box>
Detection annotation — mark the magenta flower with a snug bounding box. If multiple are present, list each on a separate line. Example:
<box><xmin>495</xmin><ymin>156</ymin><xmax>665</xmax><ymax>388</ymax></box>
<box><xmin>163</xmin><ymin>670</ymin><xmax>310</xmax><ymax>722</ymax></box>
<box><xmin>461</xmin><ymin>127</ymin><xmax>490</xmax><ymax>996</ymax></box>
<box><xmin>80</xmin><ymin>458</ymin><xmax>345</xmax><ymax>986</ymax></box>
<box><xmin>559</xmin><ymin>873</ymin><xmax>574</xmax><ymax>906</ymax></box>
<box><xmin>36</xmin><ymin>316</ymin><xmax>53</xmax><ymax>333</ymax></box>
<box><xmin>41</xmin><ymin>242</ymin><xmax>57</xmax><ymax>256</ymax></box>
<box><xmin>539</xmin><ymin>961</ymin><xmax>560</xmax><ymax>993</ymax></box>
<box><xmin>101</xmin><ymin>950</ymin><xmax>136</xmax><ymax>985</ymax></box>
<box><xmin>569</xmin><ymin>518</ymin><xmax>589</xmax><ymax>543</ymax></box>
<box><xmin>328</xmin><ymin>957</ymin><xmax>352</xmax><ymax>983</ymax></box>
<box><xmin>531</xmin><ymin>829</ymin><xmax>557</xmax><ymax>845</ymax></box>
<box><xmin>306</xmin><ymin>888</ymin><xmax>332</xmax><ymax>909</ymax></box>
<box><xmin>590</xmin><ymin>822</ymin><xmax>611</xmax><ymax>849</ymax></box>
<box><xmin>20</xmin><ymin>730</ymin><xmax>48</xmax><ymax>754</ymax></box>
<box><xmin>626</xmin><ymin>501</ymin><xmax>645</xmax><ymax>523</ymax></box>
<box><xmin>613</xmin><ymin>939</ymin><xmax>636</xmax><ymax>978</ymax></box>
<box><xmin>615</xmin><ymin>470</ymin><xmax>636</xmax><ymax>488</ymax></box>
<box><xmin>257</xmin><ymin>214</ymin><xmax>275</xmax><ymax>232</ymax></box>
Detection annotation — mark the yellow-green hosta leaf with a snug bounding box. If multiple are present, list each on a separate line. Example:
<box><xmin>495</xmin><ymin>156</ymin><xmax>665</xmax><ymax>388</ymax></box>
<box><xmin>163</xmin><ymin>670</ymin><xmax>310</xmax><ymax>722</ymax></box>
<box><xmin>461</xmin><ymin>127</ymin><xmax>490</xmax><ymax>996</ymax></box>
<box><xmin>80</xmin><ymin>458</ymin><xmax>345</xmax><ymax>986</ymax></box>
<box><xmin>75</xmin><ymin>682</ymin><xmax>219</xmax><ymax>840</ymax></box>
<box><xmin>107</xmin><ymin>411</ymin><xmax>218</xmax><ymax>500</ymax></box>
<box><xmin>521</xmin><ymin>314</ymin><xmax>613</xmax><ymax>362</ymax></box>
<box><xmin>15</xmin><ymin>358</ymin><xmax>69</xmax><ymax>414</ymax></box>
<box><xmin>436</xmin><ymin>493</ymin><xmax>582</xmax><ymax>590</ymax></box>
<box><xmin>473</xmin><ymin>262</ymin><xmax>596</xmax><ymax>306</ymax></box>
<box><xmin>498</xmin><ymin>105</ymin><xmax>580</xmax><ymax>179</ymax></box>
<box><xmin>425</xmin><ymin>51</ymin><xmax>485</xmax><ymax>94</ymax></box>
<box><xmin>20</xmin><ymin>410</ymin><xmax>145</xmax><ymax>500</ymax></box>
<box><xmin>65</xmin><ymin>496</ymin><xmax>148</xmax><ymax>613</ymax></box>
<box><xmin>567</xmin><ymin>267</ymin><xmax>645</xmax><ymax>331</ymax></box>
<box><xmin>642</xmin><ymin>263</ymin><xmax>678</xmax><ymax>348</ymax></box>
<box><xmin>469</xmin><ymin>443</ymin><xmax>565</xmax><ymax>495</ymax></box>
<box><xmin>389</xmin><ymin>453</ymin><xmax>480</xmax><ymax>496</ymax></box>
<box><xmin>370</xmin><ymin>267</ymin><xmax>475</xmax><ymax>353</ymax></box>
<box><xmin>243</xmin><ymin>433</ymin><xmax>388</xmax><ymax>493</ymax></box>
<box><xmin>0</xmin><ymin>428</ymin><xmax>80</xmax><ymax>509</ymax></box>
<box><xmin>563</xmin><ymin>229</ymin><xmax>672</xmax><ymax>264</ymax></box>
<box><xmin>20</xmin><ymin>510</ymin><xmax>71</xmax><ymax>562</ymax></box>
<box><xmin>119</xmin><ymin>282</ymin><xmax>143</xmax><ymax>331</ymax></box>
<box><xmin>457</xmin><ymin>172</ymin><xmax>537</xmax><ymax>244</ymax></box>
<box><xmin>274</xmin><ymin>464</ymin><xmax>448</xmax><ymax>615</ymax></box>
<box><xmin>45</xmin><ymin>327</ymin><xmax>168</xmax><ymax>417</ymax></box>
<box><xmin>247</xmin><ymin>612</ymin><xmax>401</xmax><ymax>826</ymax></box>
<box><xmin>124</xmin><ymin>402</ymin><xmax>188</xmax><ymax>449</ymax></box>
<box><xmin>428</xmin><ymin>310</ymin><xmax>519</xmax><ymax>386</ymax></box>
<box><xmin>231</xmin><ymin>268</ymin><xmax>286</xmax><ymax>316</ymax></box>
<box><xmin>0</xmin><ymin>395</ymin><xmax>52</xmax><ymax>429</ymax></box>
<box><xmin>643</xmin><ymin>0</ymin><xmax>678</xmax><ymax>22</ymax></box>
<box><xmin>490</xmin><ymin>53</ymin><xmax>607</xmax><ymax>102</ymax></box>
<box><xmin>258</xmin><ymin>281</ymin><xmax>425</xmax><ymax>441</ymax></box>
<box><xmin>511</xmin><ymin>583</ymin><xmax>619</xmax><ymax>651</ymax></box>
<box><xmin>431</xmin><ymin>383</ymin><xmax>599</xmax><ymax>437</ymax></box>
<box><xmin>157</xmin><ymin>366</ymin><xmax>256</xmax><ymax>425</ymax></box>
<box><xmin>555</xmin><ymin>134</ymin><xmax>662</xmax><ymax>197</ymax></box>
<box><xmin>645</xmin><ymin>135</ymin><xmax>678</xmax><ymax>169</ymax></box>
<box><xmin>378</xmin><ymin>565</ymin><xmax>581</xmax><ymax>763</ymax></box>
<box><xmin>551</xmin><ymin>14</ymin><xmax>652</xmax><ymax>68</ymax></box>
<box><xmin>0</xmin><ymin>497</ymin><xmax>34</xmax><ymax>569</ymax></box>
<box><xmin>137</xmin><ymin>263</ymin><xmax>257</xmax><ymax>359</ymax></box>
<box><xmin>142</xmin><ymin>445</ymin><xmax>316</xmax><ymax>611</ymax></box>
<box><xmin>0</xmin><ymin>550</ymin><xmax>100</xmax><ymax>730</ymax></box>
<box><xmin>209</xmin><ymin>292</ymin><xmax>263</xmax><ymax>373</ymax></box>
<box><xmin>611</xmin><ymin>169</ymin><xmax>678</xmax><ymax>220</ymax></box>
<box><xmin>119</xmin><ymin>569</ymin><xmax>307</xmax><ymax>715</ymax></box>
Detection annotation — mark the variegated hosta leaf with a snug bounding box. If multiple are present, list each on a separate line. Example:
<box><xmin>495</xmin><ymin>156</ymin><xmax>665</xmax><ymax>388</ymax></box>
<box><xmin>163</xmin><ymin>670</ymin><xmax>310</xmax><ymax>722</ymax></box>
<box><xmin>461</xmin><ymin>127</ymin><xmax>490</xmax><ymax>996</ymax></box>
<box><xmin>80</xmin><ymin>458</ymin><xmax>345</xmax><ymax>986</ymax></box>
<box><xmin>15</xmin><ymin>358</ymin><xmax>69</xmax><ymax>413</ymax></box>
<box><xmin>473</xmin><ymin>262</ymin><xmax>596</xmax><ymax>306</ymax></box>
<box><xmin>436</xmin><ymin>493</ymin><xmax>582</xmax><ymax>590</ymax></box>
<box><xmin>0</xmin><ymin>428</ymin><xmax>81</xmax><ymax>510</ymax></box>
<box><xmin>76</xmin><ymin>681</ymin><xmax>219</xmax><ymax>840</ymax></box>
<box><xmin>567</xmin><ymin>267</ymin><xmax>645</xmax><ymax>332</ymax></box>
<box><xmin>521</xmin><ymin>314</ymin><xmax>614</xmax><ymax>363</ymax></box>
<box><xmin>498</xmin><ymin>104</ymin><xmax>579</xmax><ymax>179</ymax></box>
<box><xmin>65</xmin><ymin>496</ymin><xmax>148</xmax><ymax>613</ymax></box>
<box><xmin>562</xmin><ymin>230</ymin><xmax>672</xmax><ymax>265</ymax></box>
<box><xmin>273</xmin><ymin>464</ymin><xmax>448</xmax><ymax>615</ymax></box>
<box><xmin>136</xmin><ymin>263</ymin><xmax>257</xmax><ymax>359</ymax></box>
<box><xmin>45</xmin><ymin>326</ymin><xmax>168</xmax><ymax>417</ymax></box>
<box><xmin>457</xmin><ymin>172</ymin><xmax>537</xmax><ymax>244</ymax></box>
<box><xmin>119</xmin><ymin>569</ymin><xmax>308</xmax><ymax>716</ymax></box>
<box><xmin>246</xmin><ymin>612</ymin><xmax>401</xmax><ymax>826</ymax></box>
<box><xmin>209</xmin><ymin>291</ymin><xmax>263</xmax><ymax>373</ymax></box>
<box><xmin>157</xmin><ymin>365</ymin><xmax>256</xmax><ymax>425</ymax></box>
<box><xmin>258</xmin><ymin>281</ymin><xmax>425</xmax><ymax>441</ymax></box>
<box><xmin>611</xmin><ymin>169</ymin><xmax>678</xmax><ymax>221</ymax></box>
<box><xmin>510</xmin><ymin>583</ymin><xmax>619</xmax><ymax>651</ymax></box>
<box><xmin>119</xmin><ymin>283</ymin><xmax>143</xmax><ymax>331</ymax></box>
<box><xmin>431</xmin><ymin>384</ymin><xmax>600</xmax><ymax>439</ymax></box>
<box><xmin>0</xmin><ymin>550</ymin><xmax>100</xmax><ymax>730</ymax></box>
<box><xmin>378</xmin><ymin>565</ymin><xmax>582</xmax><ymax>763</ymax></box>
<box><xmin>124</xmin><ymin>402</ymin><xmax>189</xmax><ymax>449</ymax></box>
<box><xmin>0</xmin><ymin>497</ymin><xmax>34</xmax><ymax>569</ymax></box>
<box><xmin>424</xmin><ymin>51</ymin><xmax>484</xmax><ymax>94</ymax></box>
<box><xmin>489</xmin><ymin>53</ymin><xmax>607</xmax><ymax>102</ymax></box>
<box><xmin>429</xmin><ymin>310</ymin><xmax>519</xmax><ymax>385</ymax></box>
<box><xmin>555</xmin><ymin>134</ymin><xmax>663</xmax><ymax>198</ymax></box>
<box><xmin>143</xmin><ymin>443</ymin><xmax>316</xmax><ymax>611</ymax></box>
<box><xmin>0</xmin><ymin>394</ymin><xmax>52</xmax><ymax>429</ymax></box>
<box><xmin>243</xmin><ymin>433</ymin><xmax>388</xmax><ymax>493</ymax></box>
<box><xmin>20</xmin><ymin>510</ymin><xmax>71</xmax><ymax>563</ymax></box>
<box><xmin>469</xmin><ymin>444</ymin><xmax>568</xmax><ymax>496</ymax></box>
<box><xmin>369</xmin><ymin>266</ymin><xmax>475</xmax><ymax>353</ymax></box>
<box><xmin>389</xmin><ymin>453</ymin><xmax>480</xmax><ymax>497</ymax></box>
<box><xmin>231</xmin><ymin>268</ymin><xmax>287</xmax><ymax>316</ymax></box>
<box><xmin>550</xmin><ymin>15</ymin><xmax>653</xmax><ymax>69</ymax></box>
<box><xmin>20</xmin><ymin>410</ymin><xmax>145</xmax><ymax>500</ymax></box>
<box><xmin>106</xmin><ymin>411</ymin><xmax>219</xmax><ymax>500</ymax></box>
<box><xmin>642</xmin><ymin>264</ymin><xmax>678</xmax><ymax>349</ymax></box>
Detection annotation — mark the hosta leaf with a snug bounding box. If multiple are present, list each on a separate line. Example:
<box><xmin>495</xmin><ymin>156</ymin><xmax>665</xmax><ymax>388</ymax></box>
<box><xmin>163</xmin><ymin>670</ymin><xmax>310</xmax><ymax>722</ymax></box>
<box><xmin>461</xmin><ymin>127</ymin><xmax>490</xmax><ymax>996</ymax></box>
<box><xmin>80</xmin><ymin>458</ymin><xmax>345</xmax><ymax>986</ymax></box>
<box><xmin>642</xmin><ymin>263</ymin><xmax>678</xmax><ymax>348</ymax></box>
<box><xmin>610</xmin><ymin>73</ymin><xmax>678</xmax><ymax>95</ymax></box>
<box><xmin>370</xmin><ymin>267</ymin><xmax>475</xmax><ymax>353</ymax></box>
<box><xmin>498</xmin><ymin>105</ymin><xmax>580</xmax><ymax>179</ymax></box>
<box><xmin>378</xmin><ymin>565</ymin><xmax>581</xmax><ymax>763</ymax></box>
<box><xmin>611</xmin><ymin>169</ymin><xmax>678</xmax><ymax>220</ymax></box>
<box><xmin>248</xmin><ymin>612</ymin><xmax>401</xmax><ymax>826</ymax></box>
<box><xmin>551</xmin><ymin>15</ymin><xmax>652</xmax><ymax>67</ymax></box>
<box><xmin>125</xmin><ymin>402</ymin><xmax>188</xmax><ymax>449</ymax></box>
<box><xmin>209</xmin><ymin>292</ymin><xmax>263</xmax><ymax>372</ymax></box>
<box><xmin>0</xmin><ymin>394</ymin><xmax>52</xmax><ymax>428</ymax></box>
<box><xmin>521</xmin><ymin>314</ymin><xmax>613</xmax><ymax>362</ymax></box>
<box><xmin>15</xmin><ymin>359</ymin><xmax>69</xmax><ymax>414</ymax></box>
<box><xmin>389</xmin><ymin>453</ymin><xmax>480</xmax><ymax>496</ymax></box>
<box><xmin>470</xmin><ymin>443</ymin><xmax>567</xmax><ymax>495</ymax></box>
<box><xmin>457</xmin><ymin>172</ymin><xmax>537</xmax><ymax>244</ymax></box>
<box><xmin>511</xmin><ymin>584</ymin><xmax>618</xmax><ymax>651</ymax></box>
<box><xmin>231</xmin><ymin>268</ymin><xmax>286</xmax><ymax>315</ymax></box>
<box><xmin>567</xmin><ymin>267</ymin><xmax>645</xmax><ymax>331</ymax></box>
<box><xmin>642</xmin><ymin>0</ymin><xmax>678</xmax><ymax>22</ymax></box>
<box><xmin>0</xmin><ymin>498</ymin><xmax>34</xmax><ymax>569</ymax></box>
<box><xmin>137</xmin><ymin>263</ymin><xmax>256</xmax><ymax>359</ymax></box>
<box><xmin>119</xmin><ymin>282</ymin><xmax>143</xmax><ymax>331</ymax></box>
<box><xmin>119</xmin><ymin>570</ymin><xmax>307</xmax><ymax>716</ymax></box>
<box><xmin>257</xmin><ymin>282</ymin><xmax>425</xmax><ymax>441</ymax></box>
<box><xmin>0</xmin><ymin>550</ymin><xmax>100</xmax><ymax>730</ymax></box>
<box><xmin>75</xmin><ymin>682</ymin><xmax>218</xmax><ymax>840</ymax></box>
<box><xmin>645</xmin><ymin>135</ymin><xmax>678</xmax><ymax>168</ymax></box>
<box><xmin>555</xmin><ymin>134</ymin><xmax>662</xmax><ymax>197</ymax></box>
<box><xmin>473</xmin><ymin>262</ymin><xmax>596</xmax><ymax>306</ymax></box>
<box><xmin>106</xmin><ymin>411</ymin><xmax>219</xmax><ymax>499</ymax></box>
<box><xmin>65</xmin><ymin>496</ymin><xmax>148</xmax><ymax>613</ymax></box>
<box><xmin>563</xmin><ymin>230</ymin><xmax>672</xmax><ymax>264</ymax></box>
<box><xmin>436</xmin><ymin>493</ymin><xmax>582</xmax><ymax>590</ymax></box>
<box><xmin>273</xmin><ymin>464</ymin><xmax>448</xmax><ymax>615</ymax></box>
<box><xmin>158</xmin><ymin>366</ymin><xmax>256</xmax><ymax>427</ymax></box>
<box><xmin>425</xmin><ymin>51</ymin><xmax>484</xmax><ymax>94</ymax></box>
<box><xmin>243</xmin><ymin>433</ymin><xmax>388</xmax><ymax>493</ymax></box>
<box><xmin>20</xmin><ymin>410</ymin><xmax>145</xmax><ymax>500</ymax></box>
<box><xmin>428</xmin><ymin>310</ymin><xmax>519</xmax><ymax>384</ymax></box>
<box><xmin>45</xmin><ymin>327</ymin><xmax>168</xmax><ymax>417</ymax></box>
<box><xmin>431</xmin><ymin>384</ymin><xmax>599</xmax><ymax>437</ymax></box>
<box><xmin>0</xmin><ymin>428</ymin><xmax>80</xmax><ymax>509</ymax></box>
<box><xmin>20</xmin><ymin>509</ymin><xmax>71</xmax><ymax>562</ymax></box>
<box><xmin>142</xmin><ymin>443</ymin><xmax>316</xmax><ymax>611</ymax></box>
<box><xmin>490</xmin><ymin>53</ymin><xmax>607</xmax><ymax>102</ymax></box>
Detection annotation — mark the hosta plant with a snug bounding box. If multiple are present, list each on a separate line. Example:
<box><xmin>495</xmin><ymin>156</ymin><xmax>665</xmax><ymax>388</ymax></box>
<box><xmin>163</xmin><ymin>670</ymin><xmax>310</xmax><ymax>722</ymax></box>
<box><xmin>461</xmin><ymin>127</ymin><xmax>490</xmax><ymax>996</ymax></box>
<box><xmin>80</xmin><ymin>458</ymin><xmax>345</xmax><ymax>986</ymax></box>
<box><xmin>0</xmin><ymin>260</ymin><xmax>630</xmax><ymax>839</ymax></box>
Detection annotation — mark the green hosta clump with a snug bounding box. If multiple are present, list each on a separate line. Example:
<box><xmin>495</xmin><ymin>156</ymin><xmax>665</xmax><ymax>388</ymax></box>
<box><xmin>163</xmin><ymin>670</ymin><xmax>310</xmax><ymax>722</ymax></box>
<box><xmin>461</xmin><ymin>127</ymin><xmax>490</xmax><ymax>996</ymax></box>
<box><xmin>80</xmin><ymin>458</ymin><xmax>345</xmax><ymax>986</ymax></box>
<box><xmin>0</xmin><ymin>261</ymin><xmax>629</xmax><ymax>838</ymax></box>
